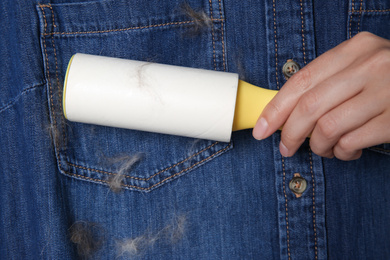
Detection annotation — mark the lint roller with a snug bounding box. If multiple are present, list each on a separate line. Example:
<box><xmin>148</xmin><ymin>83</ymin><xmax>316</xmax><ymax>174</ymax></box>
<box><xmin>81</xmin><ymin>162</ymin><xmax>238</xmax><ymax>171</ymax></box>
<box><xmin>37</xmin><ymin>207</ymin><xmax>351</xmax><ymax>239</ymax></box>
<box><xmin>63</xmin><ymin>53</ymin><xmax>278</xmax><ymax>142</ymax></box>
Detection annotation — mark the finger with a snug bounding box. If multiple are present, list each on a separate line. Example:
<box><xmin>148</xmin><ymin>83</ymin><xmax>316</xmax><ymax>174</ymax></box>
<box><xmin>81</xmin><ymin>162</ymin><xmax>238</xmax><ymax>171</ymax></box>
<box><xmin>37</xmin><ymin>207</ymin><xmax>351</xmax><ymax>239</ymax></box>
<box><xmin>310</xmin><ymin>90</ymin><xmax>385</xmax><ymax>158</ymax></box>
<box><xmin>253</xmin><ymin>35</ymin><xmax>372</xmax><ymax>140</ymax></box>
<box><xmin>278</xmin><ymin>65</ymin><xmax>366</xmax><ymax>157</ymax></box>
<box><xmin>333</xmin><ymin>111</ymin><xmax>390</xmax><ymax>160</ymax></box>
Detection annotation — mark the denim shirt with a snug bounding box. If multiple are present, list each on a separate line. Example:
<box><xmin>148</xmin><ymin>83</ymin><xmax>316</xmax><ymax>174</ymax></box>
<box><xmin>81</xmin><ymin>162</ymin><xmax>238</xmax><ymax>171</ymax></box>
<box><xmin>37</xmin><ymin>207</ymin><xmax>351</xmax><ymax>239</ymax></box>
<box><xmin>1</xmin><ymin>0</ymin><xmax>389</xmax><ymax>259</ymax></box>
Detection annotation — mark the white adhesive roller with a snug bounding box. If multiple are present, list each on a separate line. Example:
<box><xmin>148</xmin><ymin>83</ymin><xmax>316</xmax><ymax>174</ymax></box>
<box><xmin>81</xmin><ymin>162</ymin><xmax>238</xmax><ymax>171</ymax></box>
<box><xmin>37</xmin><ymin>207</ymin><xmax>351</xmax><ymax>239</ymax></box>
<box><xmin>63</xmin><ymin>53</ymin><xmax>239</xmax><ymax>142</ymax></box>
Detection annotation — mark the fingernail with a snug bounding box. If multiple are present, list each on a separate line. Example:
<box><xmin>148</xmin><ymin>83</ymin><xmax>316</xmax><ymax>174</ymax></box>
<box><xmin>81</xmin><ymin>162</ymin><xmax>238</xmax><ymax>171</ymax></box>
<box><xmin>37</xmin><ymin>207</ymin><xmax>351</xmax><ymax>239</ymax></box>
<box><xmin>253</xmin><ymin>117</ymin><xmax>268</xmax><ymax>140</ymax></box>
<box><xmin>279</xmin><ymin>141</ymin><xmax>289</xmax><ymax>157</ymax></box>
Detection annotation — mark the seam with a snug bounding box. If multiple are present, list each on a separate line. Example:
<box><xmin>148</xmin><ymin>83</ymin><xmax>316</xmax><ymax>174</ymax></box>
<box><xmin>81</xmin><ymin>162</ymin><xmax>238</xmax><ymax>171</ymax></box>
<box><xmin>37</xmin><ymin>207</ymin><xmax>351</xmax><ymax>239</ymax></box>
<box><xmin>357</xmin><ymin>0</ymin><xmax>363</xmax><ymax>33</ymax></box>
<box><xmin>273</xmin><ymin>2</ymin><xmax>288</xmax><ymax>256</ymax></box>
<box><xmin>282</xmin><ymin>157</ymin><xmax>291</xmax><ymax>260</ymax></box>
<box><xmin>41</xmin><ymin>19</ymin><xmax>224</xmax><ymax>36</ymax></box>
<box><xmin>40</xmin><ymin>4</ymin><xmax>61</xmax><ymax>168</ymax></box>
<box><xmin>349</xmin><ymin>0</ymin><xmax>354</xmax><ymax>39</ymax></box>
<box><xmin>309</xmin><ymin>149</ymin><xmax>318</xmax><ymax>259</ymax></box>
<box><xmin>218</xmin><ymin>0</ymin><xmax>226</xmax><ymax>71</ymax></box>
<box><xmin>48</xmin><ymin>5</ymin><xmax>65</xmax><ymax>151</ymax></box>
<box><xmin>0</xmin><ymin>84</ymin><xmax>45</xmax><ymax>114</ymax></box>
<box><xmin>209</xmin><ymin>0</ymin><xmax>217</xmax><ymax>70</ymax></box>
<box><xmin>272</xmin><ymin>0</ymin><xmax>280</xmax><ymax>89</ymax></box>
<box><xmin>300</xmin><ymin>0</ymin><xmax>307</xmax><ymax>65</ymax></box>
<box><xmin>67</xmin><ymin>141</ymin><xmax>219</xmax><ymax>181</ymax></box>
<box><xmin>369</xmin><ymin>147</ymin><xmax>390</xmax><ymax>152</ymax></box>
<box><xmin>65</xmin><ymin>142</ymin><xmax>231</xmax><ymax>191</ymax></box>
<box><xmin>350</xmin><ymin>9</ymin><xmax>390</xmax><ymax>13</ymax></box>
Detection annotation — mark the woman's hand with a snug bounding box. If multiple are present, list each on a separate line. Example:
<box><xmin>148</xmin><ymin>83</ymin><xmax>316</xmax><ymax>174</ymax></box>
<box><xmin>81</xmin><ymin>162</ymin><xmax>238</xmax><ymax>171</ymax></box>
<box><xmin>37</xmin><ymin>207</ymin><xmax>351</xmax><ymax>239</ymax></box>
<box><xmin>253</xmin><ymin>32</ymin><xmax>390</xmax><ymax>161</ymax></box>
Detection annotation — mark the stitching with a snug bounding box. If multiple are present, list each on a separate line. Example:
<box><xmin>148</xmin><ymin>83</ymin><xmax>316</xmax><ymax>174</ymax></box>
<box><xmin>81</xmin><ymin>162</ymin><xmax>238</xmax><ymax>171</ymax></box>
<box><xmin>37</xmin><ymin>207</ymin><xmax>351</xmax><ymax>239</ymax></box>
<box><xmin>209</xmin><ymin>0</ymin><xmax>217</xmax><ymax>70</ymax></box>
<box><xmin>272</xmin><ymin>0</ymin><xmax>280</xmax><ymax>89</ymax></box>
<box><xmin>357</xmin><ymin>0</ymin><xmax>363</xmax><ymax>33</ymax></box>
<box><xmin>350</xmin><ymin>9</ymin><xmax>390</xmax><ymax>13</ymax></box>
<box><xmin>300</xmin><ymin>0</ymin><xmax>307</xmax><ymax>65</ymax></box>
<box><xmin>0</xmin><ymin>84</ymin><xmax>45</xmax><ymax>114</ymax></box>
<box><xmin>40</xmin><ymin>5</ymin><xmax>60</xmax><ymax>157</ymax></box>
<box><xmin>273</xmin><ymin>2</ymin><xmax>288</xmax><ymax>256</ymax></box>
<box><xmin>218</xmin><ymin>0</ymin><xmax>226</xmax><ymax>71</ymax></box>
<box><xmin>282</xmin><ymin>157</ymin><xmax>291</xmax><ymax>260</ymax></box>
<box><xmin>370</xmin><ymin>147</ymin><xmax>390</xmax><ymax>152</ymax></box>
<box><xmin>65</xmin><ymin>142</ymin><xmax>231</xmax><ymax>191</ymax></box>
<box><xmin>309</xmin><ymin>149</ymin><xmax>318</xmax><ymax>259</ymax></box>
<box><xmin>67</xmin><ymin>141</ymin><xmax>219</xmax><ymax>181</ymax></box>
<box><xmin>41</xmin><ymin>19</ymin><xmax>224</xmax><ymax>36</ymax></box>
<box><xmin>349</xmin><ymin>0</ymin><xmax>354</xmax><ymax>39</ymax></box>
<box><xmin>48</xmin><ymin>5</ymin><xmax>65</xmax><ymax>150</ymax></box>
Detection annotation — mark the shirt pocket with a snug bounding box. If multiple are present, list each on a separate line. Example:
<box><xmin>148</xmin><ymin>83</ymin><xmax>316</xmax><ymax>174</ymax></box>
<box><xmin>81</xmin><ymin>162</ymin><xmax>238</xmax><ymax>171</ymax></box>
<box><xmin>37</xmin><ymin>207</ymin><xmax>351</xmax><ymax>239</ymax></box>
<box><xmin>348</xmin><ymin>0</ymin><xmax>390</xmax><ymax>39</ymax></box>
<box><xmin>36</xmin><ymin>0</ymin><xmax>231</xmax><ymax>192</ymax></box>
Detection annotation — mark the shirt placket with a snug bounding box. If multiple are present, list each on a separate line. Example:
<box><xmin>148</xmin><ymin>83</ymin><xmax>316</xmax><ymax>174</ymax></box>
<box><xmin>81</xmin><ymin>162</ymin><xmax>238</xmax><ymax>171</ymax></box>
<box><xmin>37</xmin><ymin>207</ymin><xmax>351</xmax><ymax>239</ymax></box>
<box><xmin>265</xmin><ymin>0</ymin><xmax>327</xmax><ymax>259</ymax></box>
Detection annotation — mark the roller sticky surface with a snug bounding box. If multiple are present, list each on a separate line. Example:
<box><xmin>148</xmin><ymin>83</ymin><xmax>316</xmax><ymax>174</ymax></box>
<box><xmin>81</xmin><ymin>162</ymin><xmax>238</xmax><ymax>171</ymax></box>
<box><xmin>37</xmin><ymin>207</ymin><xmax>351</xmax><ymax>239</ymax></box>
<box><xmin>63</xmin><ymin>54</ymin><xmax>239</xmax><ymax>142</ymax></box>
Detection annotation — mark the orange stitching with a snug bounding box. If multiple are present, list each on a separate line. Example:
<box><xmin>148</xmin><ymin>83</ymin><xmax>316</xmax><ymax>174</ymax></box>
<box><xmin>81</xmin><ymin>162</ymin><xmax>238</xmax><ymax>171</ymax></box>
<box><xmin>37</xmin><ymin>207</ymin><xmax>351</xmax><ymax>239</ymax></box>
<box><xmin>65</xmin><ymin>142</ymin><xmax>231</xmax><ymax>191</ymax></box>
<box><xmin>349</xmin><ymin>0</ymin><xmax>354</xmax><ymax>39</ymax></box>
<box><xmin>350</xmin><ymin>9</ymin><xmax>390</xmax><ymax>13</ymax></box>
<box><xmin>309</xmin><ymin>149</ymin><xmax>318</xmax><ymax>259</ymax></box>
<box><xmin>357</xmin><ymin>0</ymin><xmax>363</xmax><ymax>33</ymax></box>
<box><xmin>209</xmin><ymin>0</ymin><xmax>217</xmax><ymax>70</ymax></box>
<box><xmin>272</xmin><ymin>0</ymin><xmax>280</xmax><ymax>90</ymax></box>
<box><xmin>67</xmin><ymin>141</ymin><xmax>219</xmax><ymax>181</ymax></box>
<box><xmin>300</xmin><ymin>0</ymin><xmax>307</xmax><ymax>65</ymax></box>
<box><xmin>282</xmin><ymin>157</ymin><xmax>291</xmax><ymax>260</ymax></box>
<box><xmin>41</xmin><ymin>19</ymin><xmax>223</xmax><ymax>36</ymax></box>
<box><xmin>218</xmin><ymin>0</ymin><xmax>226</xmax><ymax>71</ymax></box>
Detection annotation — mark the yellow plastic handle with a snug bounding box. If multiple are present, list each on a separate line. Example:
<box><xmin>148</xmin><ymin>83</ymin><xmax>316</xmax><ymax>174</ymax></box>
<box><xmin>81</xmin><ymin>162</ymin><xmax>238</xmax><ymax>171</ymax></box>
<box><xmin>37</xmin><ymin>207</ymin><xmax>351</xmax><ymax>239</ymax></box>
<box><xmin>232</xmin><ymin>80</ymin><xmax>278</xmax><ymax>131</ymax></box>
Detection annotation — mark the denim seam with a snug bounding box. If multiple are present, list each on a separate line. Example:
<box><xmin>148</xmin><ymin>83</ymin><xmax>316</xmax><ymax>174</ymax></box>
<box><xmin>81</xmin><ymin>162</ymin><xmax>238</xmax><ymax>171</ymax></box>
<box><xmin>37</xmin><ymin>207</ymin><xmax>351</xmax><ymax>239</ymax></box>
<box><xmin>281</xmin><ymin>157</ymin><xmax>291</xmax><ymax>260</ymax></box>
<box><xmin>272</xmin><ymin>0</ymin><xmax>280</xmax><ymax>90</ymax></box>
<box><xmin>209</xmin><ymin>0</ymin><xmax>217</xmax><ymax>70</ymax></box>
<box><xmin>41</xmin><ymin>19</ymin><xmax>224</xmax><ymax>36</ymax></box>
<box><xmin>218</xmin><ymin>0</ymin><xmax>226</xmax><ymax>71</ymax></box>
<box><xmin>40</xmin><ymin>4</ymin><xmax>61</xmax><ymax>166</ymax></box>
<box><xmin>368</xmin><ymin>147</ymin><xmax>390</xmax><ymax>154</ymax></box>
<box><xmin>309</xmin><ymin>149</ymin><xmax>318</xmax><ymax>259</ymax></box>
<box><xmin>0</xmin><ymin>83</ymin><xmax>45</xmax><ymax>114</ymax></box>
<box><xmin>273</xmin><ymin>0</ymin><xmax>288</xmax><ymax>257</ymax></box>
<box><xmin>350</xmin><ymin>9</ymin><xmax>390</xmax><ymax>13</ymax></box>
<box><xmin>349</xmin><ymin>0</ymin><xmax>354</xmax><ymax>39</ymax></box>
<box><xmin>299</xmin><ymin>0</ymin><xmax>307</xmax><ymax>65</ymax></box>
<box><xmin>300</xmin><ymin>2</ymin><xmax>318</xmax><ymax>258</ymax></box>
<box><xmin>68</xmin><ymin>141</ymin><xmax>219</xmax><ymax>181</ymax></box>
<box><xmin>357</xmin><ymin>0</ymin><xmax>363</xmax><ymax>33</ymax></box>
<box><xmin>66</xmin><ymin>142</ymin><xmax>231</xmax><ymax>191</ymax></box>
<box><xmin>48</xmin><ymin>5</ymin><xmax>65</xmax><ymax>152</ymax></box>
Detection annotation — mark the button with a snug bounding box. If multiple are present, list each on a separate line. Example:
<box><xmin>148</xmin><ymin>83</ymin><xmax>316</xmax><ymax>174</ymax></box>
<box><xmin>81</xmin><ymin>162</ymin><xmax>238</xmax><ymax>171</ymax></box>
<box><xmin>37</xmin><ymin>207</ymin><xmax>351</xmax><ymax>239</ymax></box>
<box><xmin>289</xmin><ymin>173</ymin><xmax>307</xmax><ymax>198</ymax></box>
<box><xmin>282</xmin><ymin>59</ymin><xmax>300</xmax><ymax>79</ymax></box>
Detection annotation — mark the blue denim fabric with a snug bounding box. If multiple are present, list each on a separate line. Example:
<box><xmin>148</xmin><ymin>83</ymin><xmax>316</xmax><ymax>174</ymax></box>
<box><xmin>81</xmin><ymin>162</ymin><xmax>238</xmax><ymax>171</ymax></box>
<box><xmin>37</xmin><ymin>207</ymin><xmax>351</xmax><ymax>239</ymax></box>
<box><xmin>0</xmin><ymin>0</ymin><xmax>389</xmax><ymax>259</ymax></box>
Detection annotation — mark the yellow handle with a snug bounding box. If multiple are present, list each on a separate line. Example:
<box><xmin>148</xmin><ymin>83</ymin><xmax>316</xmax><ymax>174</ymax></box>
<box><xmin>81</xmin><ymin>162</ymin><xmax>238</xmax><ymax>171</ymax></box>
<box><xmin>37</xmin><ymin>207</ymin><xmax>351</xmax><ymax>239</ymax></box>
<box><xmin>232</xmin><ymin>80</ymin><xmax>278</xmax><ymax>131</ymax></box>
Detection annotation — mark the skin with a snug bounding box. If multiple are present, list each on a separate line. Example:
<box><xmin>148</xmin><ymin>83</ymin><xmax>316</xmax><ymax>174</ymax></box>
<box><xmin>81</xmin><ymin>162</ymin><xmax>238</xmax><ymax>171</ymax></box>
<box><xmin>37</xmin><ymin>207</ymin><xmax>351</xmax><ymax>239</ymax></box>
<box><xmin>253</xmin><ymin>32</ymin><xmax>390</xmax><ymax>161</ymax></box>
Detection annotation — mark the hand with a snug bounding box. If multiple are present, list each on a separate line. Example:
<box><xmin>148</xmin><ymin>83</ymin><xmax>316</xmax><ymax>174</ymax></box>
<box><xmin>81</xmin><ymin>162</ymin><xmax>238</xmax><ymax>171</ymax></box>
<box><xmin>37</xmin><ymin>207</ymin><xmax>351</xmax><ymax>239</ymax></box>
<box><xmin>253</xmin><ymin>32</ymin><xmax>390</xmax><ymax>161</ymax></box>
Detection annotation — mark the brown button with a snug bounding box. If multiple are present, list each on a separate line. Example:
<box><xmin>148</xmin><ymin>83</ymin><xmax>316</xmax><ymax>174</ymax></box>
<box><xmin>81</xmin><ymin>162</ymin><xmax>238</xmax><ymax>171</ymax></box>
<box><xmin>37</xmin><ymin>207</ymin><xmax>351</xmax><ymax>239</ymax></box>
<box><xmin>289</xmin><ymin>173</ymin><xmax>307</xmax><ymax>198</ymax></box>
<box><xmin>282</xmin><ymin>59</ymin><xmax>300</xmax><ymax>79</ymax></box>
